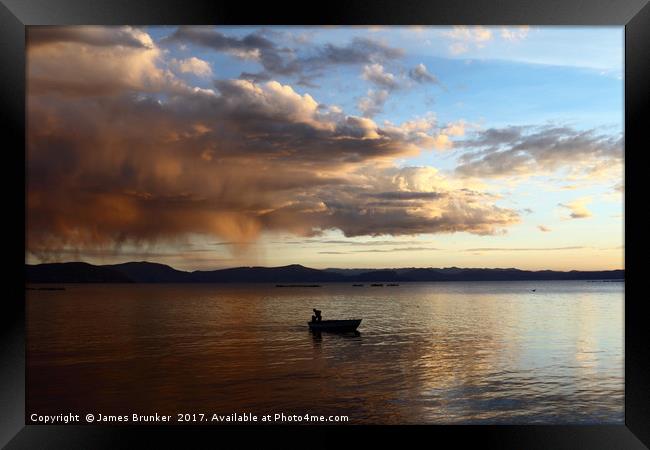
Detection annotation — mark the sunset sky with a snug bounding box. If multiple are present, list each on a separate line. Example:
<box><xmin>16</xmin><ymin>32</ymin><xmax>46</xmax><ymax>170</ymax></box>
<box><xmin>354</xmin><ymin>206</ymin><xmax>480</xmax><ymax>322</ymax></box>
<box><xmin>26</xmin><ymin>26</ymin><xmax>624</xmax><ymax>271</ymax></box>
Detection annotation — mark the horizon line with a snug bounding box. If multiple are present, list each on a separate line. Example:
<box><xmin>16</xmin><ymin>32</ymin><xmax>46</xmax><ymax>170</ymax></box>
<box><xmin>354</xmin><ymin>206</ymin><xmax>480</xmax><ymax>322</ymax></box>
<box><xmin>25</xmin><ymin>260</ymin><xmax>625</xmax><ymax>273</ymax></box>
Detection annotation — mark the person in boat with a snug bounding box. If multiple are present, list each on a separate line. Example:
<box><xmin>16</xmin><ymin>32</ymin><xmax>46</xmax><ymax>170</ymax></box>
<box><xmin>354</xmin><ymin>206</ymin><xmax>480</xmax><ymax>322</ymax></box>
<box><xmin>312</xmin><ymin>308</ymin><xmax>322</xmax><ymax>322</ymax></box>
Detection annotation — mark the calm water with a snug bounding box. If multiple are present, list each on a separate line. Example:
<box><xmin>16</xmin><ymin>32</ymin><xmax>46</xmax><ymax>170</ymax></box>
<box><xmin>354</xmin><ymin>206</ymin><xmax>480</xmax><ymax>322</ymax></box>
<box><xmin>27</xmin><ymin>281</ymin><xmax>624</xmax><ymax>424</ymax></box>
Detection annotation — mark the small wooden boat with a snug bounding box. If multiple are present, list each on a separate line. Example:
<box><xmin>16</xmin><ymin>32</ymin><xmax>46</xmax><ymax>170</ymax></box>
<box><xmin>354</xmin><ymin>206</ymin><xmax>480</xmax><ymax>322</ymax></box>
<box><xmin>308</xmin><ymin>319</ymin><xmax>362</xmax><ymax>332</ymax></box>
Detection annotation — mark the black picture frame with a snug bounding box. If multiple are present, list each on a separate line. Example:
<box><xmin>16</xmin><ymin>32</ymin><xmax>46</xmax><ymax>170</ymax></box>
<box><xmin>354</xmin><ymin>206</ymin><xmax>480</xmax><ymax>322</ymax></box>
<box><xmin>2</xmin><ymin>0</ymin><xmax>648</xmax><ymax>447</ymax></box>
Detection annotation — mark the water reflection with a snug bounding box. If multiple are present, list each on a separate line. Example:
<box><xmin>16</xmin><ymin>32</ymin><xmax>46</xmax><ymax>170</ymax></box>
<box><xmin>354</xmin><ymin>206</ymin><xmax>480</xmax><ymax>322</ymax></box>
<box><xmin>310</xmin><ymin>330</ymin><xmax>361</xmax><ymax>340</ymax></box>
<box><xmin>27</xmin><ymin>281</ymin><xmax>623</xmax><ymax>424</ymax></box>
<box><xmin>310</xmin><ymin>331</ymin><xmax>362</xmax><ymax>361</ymax></box>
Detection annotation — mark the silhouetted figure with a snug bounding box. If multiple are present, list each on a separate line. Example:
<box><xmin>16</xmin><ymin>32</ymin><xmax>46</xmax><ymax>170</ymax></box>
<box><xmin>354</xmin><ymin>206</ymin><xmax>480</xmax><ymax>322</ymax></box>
<box><xmin>313</xmin><ymin>308</ymin><xmax>322</xmax><ymax>322</ymax></box>
<box><xmin>311</xmin><ymin>315</ymin><xmax>317</xmax><ymax>323</ymax></box>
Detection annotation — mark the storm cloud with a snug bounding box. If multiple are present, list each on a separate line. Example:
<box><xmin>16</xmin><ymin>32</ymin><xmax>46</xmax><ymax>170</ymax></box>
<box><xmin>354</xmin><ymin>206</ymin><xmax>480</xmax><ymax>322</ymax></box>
<box><xmin>27</xmin><ymin>26</ymin><xmax>520</xmax><ymax>258</ymax></box>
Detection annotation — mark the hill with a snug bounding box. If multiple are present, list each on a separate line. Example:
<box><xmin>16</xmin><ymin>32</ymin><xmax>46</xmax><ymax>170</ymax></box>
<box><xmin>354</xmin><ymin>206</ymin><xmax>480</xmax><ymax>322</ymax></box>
<box><xmin>25</xmin><ymin>261</ymin><xmax>624</xmax><ymax>284</ymax></box>
<box><xmin>26</xmin><ymin>262</ymin><xmax>133</xmax><ymax>283</ymax></box>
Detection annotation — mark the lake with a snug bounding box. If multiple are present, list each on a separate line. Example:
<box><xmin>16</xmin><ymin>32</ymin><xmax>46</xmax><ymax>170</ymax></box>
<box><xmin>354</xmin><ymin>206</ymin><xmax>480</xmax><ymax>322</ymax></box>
<box><xmin>27</xmin><ymin>281</ymin><xmax>624</xmax><ymax>424</ymax></box>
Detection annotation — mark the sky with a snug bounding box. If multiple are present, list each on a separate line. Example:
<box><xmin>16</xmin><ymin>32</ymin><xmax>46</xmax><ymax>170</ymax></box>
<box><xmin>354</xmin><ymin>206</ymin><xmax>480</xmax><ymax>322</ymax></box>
<box><xmin>25</xmin><ymin>26</ymin><xmax>624</xmax><ymax>271</ymax></box>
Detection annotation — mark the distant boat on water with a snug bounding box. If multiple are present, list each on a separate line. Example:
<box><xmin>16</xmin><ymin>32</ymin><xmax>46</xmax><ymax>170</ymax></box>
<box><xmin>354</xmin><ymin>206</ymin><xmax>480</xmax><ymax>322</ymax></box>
<box><xmin>275</xmin><ymin>284</ymin><xmax>321</xmax><ymax>287</ymax></box>
<box><xmin>26</xmin><ymin>286</ymin><xmax>65</xmax><ymax>291</ymax></box>
<box><xmin>387</xmin><ymin>283</ymin><xmax>399</xmax><ymax>286</ymax></box>
<box><xmin>371</xmin><ymin>283</ymin><xmax>384</xmax><ymax>287</ymax></box>
<box><xmin>352</xmin><ymin>284</ymin><xmax>364</xmax><ymax>287</ymax></box>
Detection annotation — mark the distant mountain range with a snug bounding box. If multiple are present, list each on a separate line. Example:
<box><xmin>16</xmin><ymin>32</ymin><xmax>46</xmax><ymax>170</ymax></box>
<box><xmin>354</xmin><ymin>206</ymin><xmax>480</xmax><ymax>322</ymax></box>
<box><xmin>25</xmin><ymin>261</ymin><xmax>624</xmax><ymax>284</ymax></box>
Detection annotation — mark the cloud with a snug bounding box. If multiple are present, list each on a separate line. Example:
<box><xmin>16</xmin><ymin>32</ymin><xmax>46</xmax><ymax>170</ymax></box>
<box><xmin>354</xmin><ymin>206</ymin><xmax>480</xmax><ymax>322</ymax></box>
<box><xmin>444</xmin><ymin>26</ymin><xmax>493</xmax><ymax>43</ymax></box>
<box><xmin>353</xmin><ymin>63</ymin><xmax>405</xmax><ymax>118</ymax></box>
<box><xmin>284</xmin><ymin>239</ymin><xmax>427</xmax><ymax>247</ymax></box>
<box><xmin>239</xmin><ymin>71</ymin><xmax>273</xmax><ymax>83</ymax></box>
<box><xmin>27</xmin><ymin>26</ymin><xmax>184</xmax><ymax>97</ymax></box>
<box><xmin>465</xmin><ymin>246</ymin><xmax>584</xmax><ymax>252</ymax></box>
<box><xmin>357</xmin><ymin>89</ymin><xmax>389</xmax><ymax>117</ymax></box>
<box><xmin>558</xmin><ymin>198</ymin><xmax>593</xmax><ymax>219</ymax></box>
<box><xmin>408</xmin><ymin>63</ymin><xmax>439</xmax><ymax>84</ymax></box>
<box><xmin>164</xmin><ymin>27</ymin><xmax>404</xmax><ymax>83</ymax></box>
<box><xmin>455</xmin><ymin>125</ymin><xmax>622</xmax><ymax>181</ymax></box>
<box><xmin>500</xmin><ymin>26</ymin><xmax>530</xmax><ymax>42</ymax></box>
<box><xmin>170</xmin><ymin>57</ymin><xmax>213</xmax><ymax>77</ymax></box>
<box><xmin>319</xmin><ymin>37</ymin><xmax>405</xmax><ymax>64</ymax></box>
<box><xmin>27</xmin><ymin>26</ymin><xmax>154</xmax><ymax>49</ymax></box>
<box><xmin>310</xmin><ymin>166</ymin><xmax>520</xmax><ymax>237</ymax></box>
<box><xmin>443</xmin><ymin>26</ymin><xmax>493</xmax><ymax>54</ymax></box>
<box><xmin>362</xmin><ymin>63</ymin><xmax>399</xmax><ymax>90</ymax></box>
<box><xmin>351</xmin><ymin>247</ymin><xmax>441</xmax><ymax>253</ymax></box>
<box><xmin>26</xmin><ymin>27</ymin><xmax>521</xmax><ymax>258</ymax></box>
<box><xmin>442</xmin><ymin>120</ymin><xmax>465</xmax><ymax>137</ymax></box>
<box><xmin>362</xmin><ymin>191</ymin><xmax>445</xmax><ymax>200</ymax></box>
<box><xmin>442</xmin><ymin>26</ymin><xmax>529</xmax><ymax>55</ymax></box>
<box><xmin>382</xmin><ymin>114</ymin><xmax>457</xmax><ymax>151</ymax></box>
<box><xmin>163</xmin><ymin>26</ymin><xmax>276</xmax><ymax>61</ymax></box>
<box><xmin>537</xmin><ymin>225</ymin><xmax>552</xmax><ymax>232</ymax></box>
<box><xmin>319</xmin><ymin>246</ymin><xmax>441</xmax><ymax>255</ymax></box>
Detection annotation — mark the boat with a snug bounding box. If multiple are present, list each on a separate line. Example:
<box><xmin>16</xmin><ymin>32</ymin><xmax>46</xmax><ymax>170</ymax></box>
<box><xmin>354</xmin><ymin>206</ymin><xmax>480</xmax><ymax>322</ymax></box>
<box><xmin>370</xmin><ymin>283</ymin><xmax>384</xmax><ymax>287</ymax></box>
<box><xmin>275</xmin><ymin>284</ymin><xmax>321</xmax><ymax>288</ymax></box>
<box><xmin>26</xmin><ymin>286</ymin><xmax>66</xmax><ymax>291</ymax></box>
<box><xmin>308</xmin><ymin>319</ymin><xmax>362</xmax><ymax>333</ymax></box>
